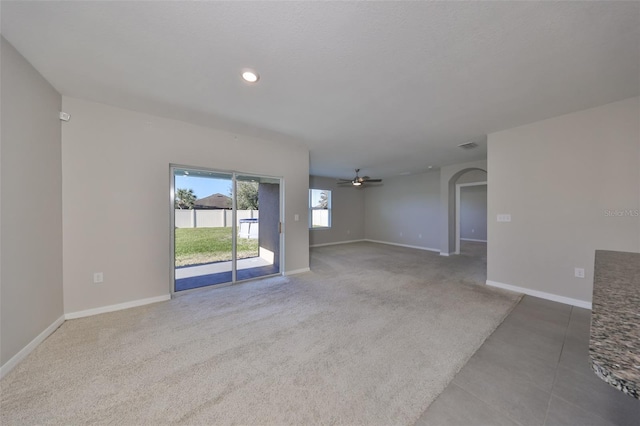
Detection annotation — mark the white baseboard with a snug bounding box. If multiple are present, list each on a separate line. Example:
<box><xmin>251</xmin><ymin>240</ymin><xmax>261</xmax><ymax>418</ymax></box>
<box><xmin>310</xmin><ymin>239</ymin><xmax>365</xmax><ymax>248</ymax></box>
<box><xmin>440</xmin><ymin>252</ymin><xmax>450</xmax><ymax>257</ymax></box>
<box><xmin>364</xmin><ymin>239</ymin><xmax>441</xmax><ymax>253</ymax></box>
<box><xmin>65</xmin><ymin>294</ymin><xmax>171</xmax><ymax>320</ymax></box>
<box><xmin>0</xmin><ymin>315</ymin><xmax>65</xmax><ymax>380</ymax></box>
<box><xmin>284</xmin><ymin>267</ymin><xmax>311</xmax><ymax>276</ymax></box>
<box><xmin>486</xmin><ymin>280</ymin><xmax>592</xmax><ymax>309</ymax></box>
<box><xmin>460</xmin><ymin>238</ymin><xmax>487</xmax><ymax>243</ymax></box>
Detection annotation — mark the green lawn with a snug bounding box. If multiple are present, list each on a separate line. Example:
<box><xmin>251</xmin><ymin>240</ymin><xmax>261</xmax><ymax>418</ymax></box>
<box><xmin>175</xmin><ymin>227</ymin><xmax>258</xmax><ymax>267</ymax></box>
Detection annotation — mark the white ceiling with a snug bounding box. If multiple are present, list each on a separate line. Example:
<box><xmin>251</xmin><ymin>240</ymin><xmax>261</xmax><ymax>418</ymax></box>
<box><xmin>2</xmin><ymin>1</ymin><xmax>638</xmax><ymax>179</ymax></box>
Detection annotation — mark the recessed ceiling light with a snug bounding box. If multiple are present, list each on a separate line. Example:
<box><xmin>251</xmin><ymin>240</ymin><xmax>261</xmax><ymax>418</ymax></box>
<box><xmin>241</xmin><ymin>69</ymin><xmax>260</xmax><ymax>83</ymax></box>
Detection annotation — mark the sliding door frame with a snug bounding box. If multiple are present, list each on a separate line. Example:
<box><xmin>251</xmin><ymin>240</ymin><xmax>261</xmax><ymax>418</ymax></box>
<box><xmin>169</xmin><ymin>164</ymin><xmax>284</xmax><ymax>297</ymax></box>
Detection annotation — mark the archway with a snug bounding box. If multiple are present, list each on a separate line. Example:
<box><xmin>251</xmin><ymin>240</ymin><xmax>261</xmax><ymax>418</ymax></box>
<box><xmin>439</xmin><ymin>161</ymin><xmax>487</xmax><ymax>255</ymax></box>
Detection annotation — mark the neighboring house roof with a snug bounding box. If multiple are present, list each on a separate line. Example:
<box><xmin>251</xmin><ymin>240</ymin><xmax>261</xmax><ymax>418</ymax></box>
<box><xmin>194</xmin><ymin>193</ymin><xmax>231</xmax><ymax>209</ymax></box>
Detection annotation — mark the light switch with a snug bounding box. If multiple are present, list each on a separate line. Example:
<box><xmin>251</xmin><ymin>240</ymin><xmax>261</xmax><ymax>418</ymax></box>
<box><xmin>497</xmin><ymin>214</ymin><xmax>512</xmax><ymax>222</ymax></box>
<box><xmin>294</xmin><ymin>214</ymin><xmax>299</xmax><ymax>222</ymax></box>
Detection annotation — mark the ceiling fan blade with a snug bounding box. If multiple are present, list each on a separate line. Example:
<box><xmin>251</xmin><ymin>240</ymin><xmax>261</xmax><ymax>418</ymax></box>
<box><xmin>337</xmin><ymin>169</ymin><xmax>382</xmax><ymax>186</ymax></box>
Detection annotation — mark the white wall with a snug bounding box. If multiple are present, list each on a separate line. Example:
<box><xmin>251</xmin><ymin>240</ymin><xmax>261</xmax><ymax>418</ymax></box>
<box><xmin>488</xmin><ymin>97</ymin><xmax>640</xmax><ymax>304</ymax></box>
<box><xmin>1</xmin><ymin>37</ymin><xmax>64</xmax><ymax>367</ymax></box>
<box><xmin>62</xmin><ymin>98</ymin><xmax>309</xmax><ymax>314</ymax></box>
<box><xmin>309</xmin><ymin>175</ymin><xmax>365</xmax><ymax>246</ymax></box>
<box><xmin>460</xmin><ymin>185</ymin><xmax>488</xmax><ymax>241</ymax></box>
<box><xmin>364</xmin><ymin>171</ymin><xmax>441</xmax><ymax>251</ymax></box>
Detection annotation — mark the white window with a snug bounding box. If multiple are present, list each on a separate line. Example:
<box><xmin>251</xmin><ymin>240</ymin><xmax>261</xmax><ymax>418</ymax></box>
<box><xmin>309</xmin><ymin>189</ymin><xmax>331</xmax><ymax>228</ymax></box>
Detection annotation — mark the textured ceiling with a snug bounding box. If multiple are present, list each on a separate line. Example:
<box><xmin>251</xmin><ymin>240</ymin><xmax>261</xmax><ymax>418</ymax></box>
<box><xmin>2</xmin><ymin>1</ymin><xmax>638</xmax><ymax>179</ymax></box>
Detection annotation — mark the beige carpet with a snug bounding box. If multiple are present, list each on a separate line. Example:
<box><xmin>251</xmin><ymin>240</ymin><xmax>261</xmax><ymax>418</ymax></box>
<box><xmin>1</xmin><ymin>242</ymin><xmax>520</xmax><ymax>425</ymax></box>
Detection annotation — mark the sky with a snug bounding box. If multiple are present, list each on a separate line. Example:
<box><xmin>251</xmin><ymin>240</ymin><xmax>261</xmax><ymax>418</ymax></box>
<box><xmin>310</xmin><ymin>189</ymin><xmax>330</xmax><ymax>208</ymax></box>
<box><xmin>175</xmin><ymin>175</ymin><xmax>231</xmax><ymax>199</ymax></box>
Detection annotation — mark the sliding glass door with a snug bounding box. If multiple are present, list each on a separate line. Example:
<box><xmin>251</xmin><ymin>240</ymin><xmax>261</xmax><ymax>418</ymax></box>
<box><xmin>171</xmin><ymin>166</ymin><xmax>281</xmax><ymax>292</ymax></box>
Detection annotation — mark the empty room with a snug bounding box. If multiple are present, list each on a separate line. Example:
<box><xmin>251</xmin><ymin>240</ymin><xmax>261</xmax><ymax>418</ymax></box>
<box><xmin>1</xmin><ymin>1</ymin><xmax>639</xmax><ymax>425</ymax></box>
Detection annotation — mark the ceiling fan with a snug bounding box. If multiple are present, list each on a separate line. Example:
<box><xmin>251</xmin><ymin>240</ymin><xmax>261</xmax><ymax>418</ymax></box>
<box><xmin>337</xmin><ymin>169</ymin><xmax>383</xmax><ymax>187</ymax></box>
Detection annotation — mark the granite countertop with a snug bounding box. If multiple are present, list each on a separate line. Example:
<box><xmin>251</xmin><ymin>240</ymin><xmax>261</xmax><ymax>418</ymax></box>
<box><xmin>590</xmin><ymin>250</ymin><xmax>640</xmax><ymax>400</ymax></box>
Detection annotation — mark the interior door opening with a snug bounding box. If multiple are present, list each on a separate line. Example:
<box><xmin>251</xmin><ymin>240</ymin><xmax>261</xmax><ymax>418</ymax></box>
<box><xmin>455</xmin><ymin>181</ymin><xmax>488</xmax><ymax>255</ymax></box>
<box><xmin>171</xmin><ymin>166</ymin><xmax>281</xmax><ymax>292</ymax></box>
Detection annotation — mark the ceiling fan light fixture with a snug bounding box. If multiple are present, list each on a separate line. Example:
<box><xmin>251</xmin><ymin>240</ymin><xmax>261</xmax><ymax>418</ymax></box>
<box><xmin>337</xmin><ymin>169</ymin><xmax>382</xmax><ymax>187</ymax></box>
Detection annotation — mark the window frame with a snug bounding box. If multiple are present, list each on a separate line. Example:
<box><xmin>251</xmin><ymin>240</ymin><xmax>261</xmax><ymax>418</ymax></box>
<box><xmin>309</xmin><ymin>188</ymin><xmax>332</xmax><ymax>229</ymax></box>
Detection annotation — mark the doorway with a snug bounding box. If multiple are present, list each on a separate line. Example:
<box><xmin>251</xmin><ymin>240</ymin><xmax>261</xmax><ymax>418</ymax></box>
<box><xmin>171</xmin><ymin>166</ymin><xmax>281</xmax><ymax>293</ymax></box>
<box><xmin>455</xmin><ymin>181</ymin><xmax>487</xmax><ymax>255</ymax></box>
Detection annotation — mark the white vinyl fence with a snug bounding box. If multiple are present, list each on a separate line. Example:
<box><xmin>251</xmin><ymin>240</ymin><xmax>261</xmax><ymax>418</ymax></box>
<box><xmin>311</xmin><ymin>210</ymin><xmax>330</xmax><ymax>227</ymax></box>
<box><xmin>175</xmin><ymin>209</ymin><xmax>258</xmax><ymax>228</ymax></box>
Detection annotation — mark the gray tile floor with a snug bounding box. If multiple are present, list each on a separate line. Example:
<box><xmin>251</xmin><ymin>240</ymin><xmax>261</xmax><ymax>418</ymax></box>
<box><xmin>416</xmin><ymin>295</ymin><xmax>640</xmax><ymax>426</ymax></box>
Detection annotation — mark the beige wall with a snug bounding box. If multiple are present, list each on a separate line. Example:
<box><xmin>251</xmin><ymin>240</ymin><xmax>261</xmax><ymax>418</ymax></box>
<box><xmin>364</xmin><ymin>171</ymin><xmax>441</xmax><ymax>250</ymax></box>
<box><xmin>487</xmin><ymin>97</ymin><xmax>640</xmax><ymax>304</ymax></box>
<box><xmin>0</xmin><ymin>37</ymin><xmax>64</xmax><ymax>366</ymax></box>
<box><xmin>62</xmin><ymin>98</ymin><xmax>309</xmax><ymax>314</ymax></box>
<box><xmin>309</xmin><ymin>175</ymin><xmax>365</xmax><ymax>246</ymax></box>
<box><xmin>329</xmin><ymin>166</ymin><xmax>487</xmax><ymax>253</ymax></box>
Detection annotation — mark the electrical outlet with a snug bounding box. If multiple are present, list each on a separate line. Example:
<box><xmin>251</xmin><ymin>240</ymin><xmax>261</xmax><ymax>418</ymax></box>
<box><xmin>347</xmin><ymin>229</ymin><xmax>351</xmax><ymax>234</ymax></box>
<box><xmin>294</xmin><ymin>214</ymin><xmax>299</xmax><ymax>222</ymax></box>
<box><xmin>418</xmin><ymin>234</ymin><xmax>422</xmax><ymax>239</ymax></box>
<box><xmin>399</xmin><ymin>232</ymin><xmax>403</xmax><ymax>237</ymax></box>
<box><xmin>574</xmin><ymin>268</ymin><xmax>585</xmax><ymax>278</ymax></box>
<box><xmin>93</xmin><ymin>272</ymin><xmax>104</xmax><ymax>283</ymax></box>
